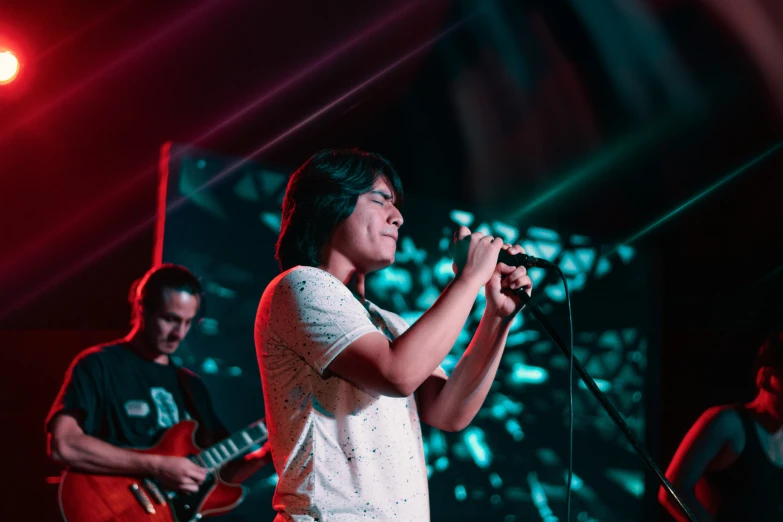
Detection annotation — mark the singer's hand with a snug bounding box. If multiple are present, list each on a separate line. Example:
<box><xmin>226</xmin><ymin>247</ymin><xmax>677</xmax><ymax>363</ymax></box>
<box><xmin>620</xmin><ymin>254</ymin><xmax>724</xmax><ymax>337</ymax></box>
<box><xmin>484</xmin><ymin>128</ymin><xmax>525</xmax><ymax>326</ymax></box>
<box><xmin>485</xmin><ymin>243</ymin><xmax>533</xmax><ymax>318</ymax></box>
<box><xmin>452</xmin><ymin>226</ymin><xmax>504</xmax><ymax>290</ymax></box>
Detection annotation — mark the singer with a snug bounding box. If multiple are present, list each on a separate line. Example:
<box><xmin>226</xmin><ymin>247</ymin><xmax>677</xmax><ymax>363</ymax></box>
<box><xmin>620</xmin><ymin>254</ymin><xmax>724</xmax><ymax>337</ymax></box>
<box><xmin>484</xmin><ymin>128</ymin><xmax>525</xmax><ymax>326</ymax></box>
<box><xmin>254</xmin><ymin>148</ymin><xmax>533</xmax><ymax>521</ymax></box>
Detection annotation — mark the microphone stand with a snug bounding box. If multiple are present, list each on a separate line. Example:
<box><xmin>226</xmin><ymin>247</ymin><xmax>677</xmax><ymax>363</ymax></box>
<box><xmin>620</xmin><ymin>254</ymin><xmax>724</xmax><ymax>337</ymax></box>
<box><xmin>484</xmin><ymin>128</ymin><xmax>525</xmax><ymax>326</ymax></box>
<box><xmin>517</xmin><ymin>292</ymin><xmax>698</xmax><ymax>522</ymax></box>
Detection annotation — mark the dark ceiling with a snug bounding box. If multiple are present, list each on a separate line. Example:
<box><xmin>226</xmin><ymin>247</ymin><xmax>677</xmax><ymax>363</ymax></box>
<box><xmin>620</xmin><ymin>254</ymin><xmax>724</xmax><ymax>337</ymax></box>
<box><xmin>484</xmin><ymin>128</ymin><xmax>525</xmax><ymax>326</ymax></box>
<box><xmin>1</xmin><ymin>0</ymin><xmax>782</xmax><ymax>332</ymax></box>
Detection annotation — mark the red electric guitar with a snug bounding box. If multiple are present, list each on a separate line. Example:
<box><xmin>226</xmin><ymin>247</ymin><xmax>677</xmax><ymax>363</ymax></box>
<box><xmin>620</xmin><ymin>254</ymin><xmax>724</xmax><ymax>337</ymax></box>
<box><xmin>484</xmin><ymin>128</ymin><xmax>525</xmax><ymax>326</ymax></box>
<box><xmin>58</xmin><ymin>419</ymin><xmax>268</xmax><ymax>522</ymax></box>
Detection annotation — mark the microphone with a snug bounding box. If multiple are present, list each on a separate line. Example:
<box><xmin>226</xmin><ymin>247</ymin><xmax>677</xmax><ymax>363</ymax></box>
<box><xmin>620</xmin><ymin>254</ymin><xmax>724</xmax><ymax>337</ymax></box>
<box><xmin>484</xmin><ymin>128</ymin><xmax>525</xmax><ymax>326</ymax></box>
<box><xmin>451</xmin><ymin>239</ymin><xmax>557</xmax><ymax>269</ymax></box>
<box><xmin>497</xmin><ymin>249</ymin><xmax>556</xmax><ymax>269</ymax></box>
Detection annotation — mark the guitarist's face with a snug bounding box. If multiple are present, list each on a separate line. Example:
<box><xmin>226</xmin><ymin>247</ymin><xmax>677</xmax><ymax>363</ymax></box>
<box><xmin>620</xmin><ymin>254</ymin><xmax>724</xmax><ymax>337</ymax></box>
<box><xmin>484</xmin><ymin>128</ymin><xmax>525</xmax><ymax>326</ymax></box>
<box><xmin>145</xmin><ymin>288</ymin><xmax>201</xmax><ymax>355</ymax></box>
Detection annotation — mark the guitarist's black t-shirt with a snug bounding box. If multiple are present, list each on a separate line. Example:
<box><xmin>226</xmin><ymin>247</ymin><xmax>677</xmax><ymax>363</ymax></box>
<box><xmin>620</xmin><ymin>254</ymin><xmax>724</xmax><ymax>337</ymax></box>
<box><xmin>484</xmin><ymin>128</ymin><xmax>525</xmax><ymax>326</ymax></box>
<box><xmin>46</xmin><ymin>342</ymin><xmax>229</xmax><ymax>448</ymax></box>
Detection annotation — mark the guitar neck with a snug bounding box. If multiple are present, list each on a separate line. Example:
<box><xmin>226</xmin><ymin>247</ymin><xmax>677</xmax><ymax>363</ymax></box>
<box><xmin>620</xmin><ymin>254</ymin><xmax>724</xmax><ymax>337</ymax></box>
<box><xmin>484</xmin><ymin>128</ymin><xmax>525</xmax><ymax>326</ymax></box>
<box><xmin>192</xmin><ymin>420</ymin><xmax>268</xmax><ymax>471</ymax></box>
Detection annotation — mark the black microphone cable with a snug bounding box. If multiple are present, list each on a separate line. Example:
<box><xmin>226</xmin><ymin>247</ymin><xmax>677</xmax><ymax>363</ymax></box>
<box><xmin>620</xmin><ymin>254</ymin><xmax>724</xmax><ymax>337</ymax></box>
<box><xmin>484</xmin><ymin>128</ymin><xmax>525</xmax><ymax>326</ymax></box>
<box><xmin>561</xmin><ymin>269</ymin><xmax>574</xmax><ymax>522</ymax></box>
<box><xmin>515</xmin><ymin>266</ymin><xmax>573</xmax><ymax>521</ymax></box>
<box><xmin>454</xmin><ymin>237</ymin><xmax>575</xmax><ymax>518</ymax></box>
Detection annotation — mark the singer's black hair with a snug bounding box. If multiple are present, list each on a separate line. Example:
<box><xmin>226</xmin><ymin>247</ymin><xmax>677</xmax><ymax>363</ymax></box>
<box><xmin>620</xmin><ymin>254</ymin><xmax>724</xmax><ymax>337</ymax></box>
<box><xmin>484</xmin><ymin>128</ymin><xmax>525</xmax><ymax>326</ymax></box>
<box><xmin>275</xmin><ymin>148</ymin><xmax>403</xmax><ymax>271</ymax></box>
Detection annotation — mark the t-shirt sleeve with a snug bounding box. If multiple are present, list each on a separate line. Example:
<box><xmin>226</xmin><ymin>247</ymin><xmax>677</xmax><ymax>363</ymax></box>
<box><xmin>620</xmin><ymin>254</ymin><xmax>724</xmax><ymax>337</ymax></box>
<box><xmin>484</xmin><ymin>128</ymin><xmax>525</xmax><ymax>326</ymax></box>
<box><xmin>45</xmin><ymin>350</ymin><xmax>105</xmax><ymax>435</ymax></box>
<box><xmin>269</xmin><ymin>268</ymin><xmax>379</xmax><ymax>375</ymax></box>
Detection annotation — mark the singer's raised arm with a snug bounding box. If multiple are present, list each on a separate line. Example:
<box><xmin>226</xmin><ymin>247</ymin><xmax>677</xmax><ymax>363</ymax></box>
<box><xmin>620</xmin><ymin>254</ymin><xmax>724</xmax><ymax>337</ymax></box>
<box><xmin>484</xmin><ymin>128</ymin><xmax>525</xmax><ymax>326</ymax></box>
<box><xmin>326</xmin><ymin>229</ymin><xmax>502</xmax><ymax>400</ymax></box>
<box><xmin>415</xmin><ymin>228</ymin><xmax>533</xmax><ymax>431</ymax></box>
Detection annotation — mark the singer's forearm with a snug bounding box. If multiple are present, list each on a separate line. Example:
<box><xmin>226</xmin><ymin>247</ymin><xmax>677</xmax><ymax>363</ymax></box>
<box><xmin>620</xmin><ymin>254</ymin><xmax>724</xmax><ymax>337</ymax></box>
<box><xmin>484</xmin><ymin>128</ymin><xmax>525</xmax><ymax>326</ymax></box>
<box><xmin>328</xmin><ymin>275</ymin><xmax>483</xmax><ymax>398</ymax></box>
<box><xmin>418</xmin><ymin>313</ymin><xmax>512</xmax><ymax>431</ymax></box>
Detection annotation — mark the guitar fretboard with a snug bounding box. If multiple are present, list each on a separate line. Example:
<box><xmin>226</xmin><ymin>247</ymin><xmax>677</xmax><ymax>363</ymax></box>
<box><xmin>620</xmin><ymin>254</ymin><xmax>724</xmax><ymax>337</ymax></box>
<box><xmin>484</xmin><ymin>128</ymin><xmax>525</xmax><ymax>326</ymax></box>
<box><xmin>193</xmin><ymin>420</ymin><xmax>268</xmax><ymax>470</ymax></box>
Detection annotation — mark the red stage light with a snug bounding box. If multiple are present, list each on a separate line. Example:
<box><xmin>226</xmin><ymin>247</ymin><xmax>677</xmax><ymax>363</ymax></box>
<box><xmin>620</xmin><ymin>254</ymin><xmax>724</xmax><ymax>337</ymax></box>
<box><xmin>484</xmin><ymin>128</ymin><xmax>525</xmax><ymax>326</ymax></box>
<box><xmin>0</xmin><ymin>50</ymin><xmax>20</xmax><ymax>85</ymax></box>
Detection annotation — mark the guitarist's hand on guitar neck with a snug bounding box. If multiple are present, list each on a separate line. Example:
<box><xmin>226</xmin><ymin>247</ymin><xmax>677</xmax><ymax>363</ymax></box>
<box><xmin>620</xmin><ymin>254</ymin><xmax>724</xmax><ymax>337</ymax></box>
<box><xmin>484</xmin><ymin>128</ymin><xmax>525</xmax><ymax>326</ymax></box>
<box><xmin>152</xmin><ymin>455</ymin><xmax>208</xmax><ymax>494</ymax></box>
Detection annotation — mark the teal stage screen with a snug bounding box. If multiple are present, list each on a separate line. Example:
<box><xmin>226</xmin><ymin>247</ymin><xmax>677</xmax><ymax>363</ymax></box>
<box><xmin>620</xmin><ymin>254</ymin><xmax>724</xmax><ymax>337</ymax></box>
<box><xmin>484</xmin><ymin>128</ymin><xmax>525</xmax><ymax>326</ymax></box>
<box><xmin>156</xmin><ymin>143</ymin><xmax>655</xmax><ymax>522</ymax></box>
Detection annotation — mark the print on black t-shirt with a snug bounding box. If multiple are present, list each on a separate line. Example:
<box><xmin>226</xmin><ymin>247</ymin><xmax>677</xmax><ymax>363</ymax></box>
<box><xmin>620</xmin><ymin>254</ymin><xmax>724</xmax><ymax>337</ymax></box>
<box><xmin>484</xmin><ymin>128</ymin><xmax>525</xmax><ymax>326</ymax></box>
<box><xmin>47</xmin><ymin>343</ymin><xmax>228</xmax><ymax>449</ymax></box>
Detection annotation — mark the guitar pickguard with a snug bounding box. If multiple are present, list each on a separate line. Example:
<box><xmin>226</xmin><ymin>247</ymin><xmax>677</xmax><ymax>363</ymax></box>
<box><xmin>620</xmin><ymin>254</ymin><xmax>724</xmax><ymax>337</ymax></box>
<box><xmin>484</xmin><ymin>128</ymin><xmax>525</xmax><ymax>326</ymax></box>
<box><xmin>165</xmin><ymin>471</ymin><xmax>216</xmax><ymax>522</ymax></box>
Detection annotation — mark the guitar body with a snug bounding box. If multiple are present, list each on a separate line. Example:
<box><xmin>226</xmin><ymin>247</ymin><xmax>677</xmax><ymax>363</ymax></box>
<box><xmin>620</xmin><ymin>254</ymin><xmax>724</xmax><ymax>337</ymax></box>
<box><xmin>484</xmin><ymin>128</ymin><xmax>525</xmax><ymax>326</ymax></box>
<box><xmin>59</xmin><ymin>420</ymin><xmax>245</xmax><ymax>522</ymax></box>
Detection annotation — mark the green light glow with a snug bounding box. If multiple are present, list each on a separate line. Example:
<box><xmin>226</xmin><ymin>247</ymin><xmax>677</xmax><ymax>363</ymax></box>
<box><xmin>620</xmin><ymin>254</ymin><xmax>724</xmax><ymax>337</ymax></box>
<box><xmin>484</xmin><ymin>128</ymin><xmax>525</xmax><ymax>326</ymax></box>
<box><xmin>492</xmin><ymin>220</ymin><xmax>520</xmax><ymax>243</ymax></box>
<box><xmin>464</xmin><ymin>427</ymin><xmax>493</xmax><ymax>468</ymax></box>
<box><xmin>450</xmin><ymin>210</ymin><xmax>474</xmax><ymax>227</ymax></box>
<box><xmin>614</xmin><ymin>141</ymin><xmax>783</xmax><ymax>250</ymax></box>
<box><xmin>527</xmin><ymin>226</ymin><xmax>560</xmax><ymax>241</ymax></box>
<box><xmin>504</xmin><ymin>419</ymin><xmax>525</xmax><ymax>441</ymax></box>
<box><xmin>201</xmin><ymin>358</ymin><xmax>219</xmax><ymax>374</ymax></box>
<box><xmin>260</xmin><ymin>212</ymin><xmax>281</xmax><ymax>232</ymax></box>
<box><xmin>509</xmin><ymin>363</ymin><xmax>549</xmax><ymax>384</ymax></box>
<box><xmin>578</xmin><ymin>379</ymin><xmax>612</xmax><ymax>392</ymax></box>
<box><xmin>605</xmin><ymin>468</ymin><xmax>645</xmax><ymax>498</ymax></box>
<box><xmin>511</xmin><ymin>116</ymin><xmax>678</xmax><ymax>221</ymax></box>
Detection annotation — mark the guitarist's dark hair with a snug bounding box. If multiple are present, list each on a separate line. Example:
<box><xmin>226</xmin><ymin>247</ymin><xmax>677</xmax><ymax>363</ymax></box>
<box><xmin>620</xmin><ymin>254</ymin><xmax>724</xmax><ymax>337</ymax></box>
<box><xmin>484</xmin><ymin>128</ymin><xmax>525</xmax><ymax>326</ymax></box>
<box><xmin>129</xmin><ymin>264</ymin><xmax>204</xmax><ymax>326</ymax></box>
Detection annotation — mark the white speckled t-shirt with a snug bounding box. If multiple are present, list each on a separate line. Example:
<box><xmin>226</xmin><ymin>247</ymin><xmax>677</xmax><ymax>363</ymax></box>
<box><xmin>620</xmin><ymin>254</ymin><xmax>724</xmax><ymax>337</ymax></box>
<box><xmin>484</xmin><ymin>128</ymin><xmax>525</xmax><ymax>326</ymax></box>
<box><xmin>255</xmin><ymin>266</ymin><xmax>431</xmax><ymax>522</ymax></box>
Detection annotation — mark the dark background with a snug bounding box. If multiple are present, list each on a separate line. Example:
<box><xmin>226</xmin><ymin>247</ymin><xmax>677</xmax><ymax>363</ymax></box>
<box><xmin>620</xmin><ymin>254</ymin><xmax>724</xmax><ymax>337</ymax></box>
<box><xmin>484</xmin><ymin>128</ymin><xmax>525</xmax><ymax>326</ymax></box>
<box><xmin>2</xmin><ymin>0</ymin><xmax>782</xmax><ymax>520</ymax></box>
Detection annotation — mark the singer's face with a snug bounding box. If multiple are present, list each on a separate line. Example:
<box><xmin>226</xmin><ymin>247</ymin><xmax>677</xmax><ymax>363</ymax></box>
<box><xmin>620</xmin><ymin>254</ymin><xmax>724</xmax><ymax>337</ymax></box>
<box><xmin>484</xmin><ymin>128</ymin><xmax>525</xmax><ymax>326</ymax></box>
<box><xmin>328</xmin><ymin>177</ymin><xmax>403</xmax><ymax>274</ymax></box>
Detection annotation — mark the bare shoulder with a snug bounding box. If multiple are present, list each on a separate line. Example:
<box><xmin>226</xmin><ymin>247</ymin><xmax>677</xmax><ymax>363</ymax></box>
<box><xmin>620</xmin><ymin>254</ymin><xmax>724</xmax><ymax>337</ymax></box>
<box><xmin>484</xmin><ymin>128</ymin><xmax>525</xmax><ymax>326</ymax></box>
<box><xmin>663</xmin><ymin>405</ymin><xmax>746</xmax><ymax>494</ymax></box>
<box><xmin>694</xmin><ymin>405</ymin><xmax>745</xmax><ymax>443</ymax></box>
<box><xmin>702</xmin><ymin>404</ymin><xmax>742</xmax><ymax>422</ymax></box>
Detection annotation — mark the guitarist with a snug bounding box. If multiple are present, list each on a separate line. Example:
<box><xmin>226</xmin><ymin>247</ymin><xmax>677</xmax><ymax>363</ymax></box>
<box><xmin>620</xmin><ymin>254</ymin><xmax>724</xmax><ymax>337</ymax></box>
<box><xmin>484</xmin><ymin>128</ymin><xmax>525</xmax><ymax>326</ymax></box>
<box><xmin>46</xmin><ymin>264</ymin><xmax>271</xmax><ymax>494</ymax></box>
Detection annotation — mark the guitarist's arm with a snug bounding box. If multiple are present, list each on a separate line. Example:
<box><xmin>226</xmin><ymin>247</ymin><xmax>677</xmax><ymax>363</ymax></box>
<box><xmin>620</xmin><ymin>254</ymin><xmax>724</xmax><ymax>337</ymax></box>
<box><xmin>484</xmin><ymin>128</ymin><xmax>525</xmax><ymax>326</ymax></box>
<box><xmin>48</xmin><ymin>414</ymin><xmax>208</xmax><ymax>493</ymax></box>
<box><xmin>220</xmin><ymin>441</ymin><xmax>273</xmax><ymax>484</ymax></box>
